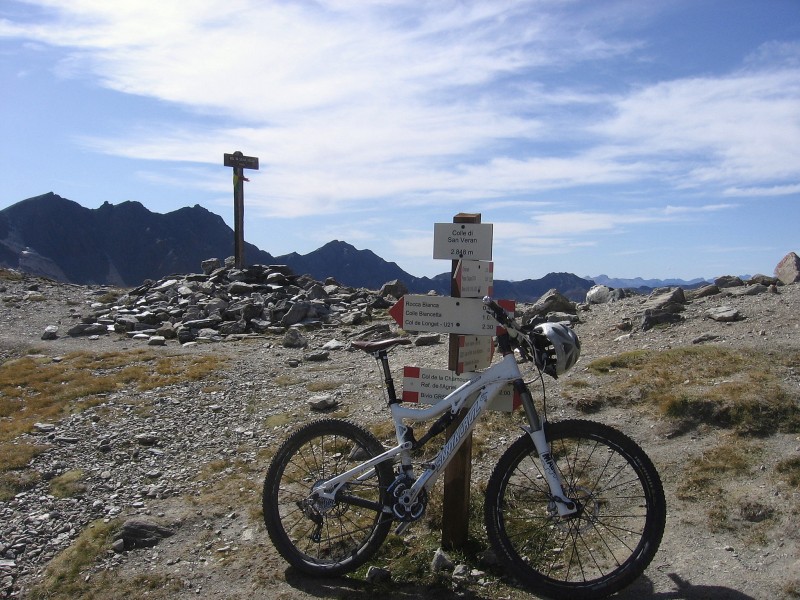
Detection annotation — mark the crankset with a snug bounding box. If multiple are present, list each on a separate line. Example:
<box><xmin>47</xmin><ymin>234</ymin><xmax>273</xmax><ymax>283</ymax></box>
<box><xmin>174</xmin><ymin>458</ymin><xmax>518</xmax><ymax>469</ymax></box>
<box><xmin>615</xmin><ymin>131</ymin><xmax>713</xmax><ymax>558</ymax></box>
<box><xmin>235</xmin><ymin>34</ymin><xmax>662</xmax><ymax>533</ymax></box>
<box><xmin>387</xmin><ymin>474</ymin><xmax>428</xmax><ymax>522</ymax></box>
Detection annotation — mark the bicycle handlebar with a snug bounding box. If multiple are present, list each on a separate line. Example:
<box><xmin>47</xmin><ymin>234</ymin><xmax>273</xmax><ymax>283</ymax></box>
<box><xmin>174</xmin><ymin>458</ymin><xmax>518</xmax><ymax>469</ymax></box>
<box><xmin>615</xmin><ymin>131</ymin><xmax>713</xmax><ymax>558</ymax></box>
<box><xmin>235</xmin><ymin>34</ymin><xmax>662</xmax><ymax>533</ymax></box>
<box><xmin>483</xmin><ymin>296</ymin><xmax>543</xmax><ymax>366</ymax></box>
<box><xmin>482</xmin><ymin>296</ymin><xmax>516</xmax><ymax>330</ymax></box>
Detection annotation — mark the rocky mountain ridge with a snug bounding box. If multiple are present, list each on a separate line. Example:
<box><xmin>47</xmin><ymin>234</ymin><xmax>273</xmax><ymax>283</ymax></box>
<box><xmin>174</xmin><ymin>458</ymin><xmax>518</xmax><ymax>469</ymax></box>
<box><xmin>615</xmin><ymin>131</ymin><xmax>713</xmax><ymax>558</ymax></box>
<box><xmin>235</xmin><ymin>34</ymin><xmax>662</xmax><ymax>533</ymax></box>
<box><xmin>0</xmin><ymin>193</ymin><xmax>716</xmax><ymax>302</ymax></box>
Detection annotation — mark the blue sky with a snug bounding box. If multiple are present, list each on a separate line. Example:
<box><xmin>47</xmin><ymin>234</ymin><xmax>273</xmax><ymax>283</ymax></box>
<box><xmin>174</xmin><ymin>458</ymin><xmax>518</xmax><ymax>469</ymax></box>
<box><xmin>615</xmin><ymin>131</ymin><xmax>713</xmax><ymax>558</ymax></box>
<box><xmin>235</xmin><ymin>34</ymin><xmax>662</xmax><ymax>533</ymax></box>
<box><xmin>1</xmin><ymin>1</ymin><xmax>799</xmax><ymax>282</ymax></box>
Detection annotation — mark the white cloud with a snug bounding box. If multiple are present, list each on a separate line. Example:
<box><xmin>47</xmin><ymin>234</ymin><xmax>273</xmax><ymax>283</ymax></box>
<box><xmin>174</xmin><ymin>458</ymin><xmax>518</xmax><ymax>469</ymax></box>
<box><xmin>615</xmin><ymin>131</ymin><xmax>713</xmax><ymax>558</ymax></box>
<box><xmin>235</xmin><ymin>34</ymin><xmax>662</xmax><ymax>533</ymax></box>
<box><xmin>592</xmin><ymin>67</ymin><xmax>800</xmax><ymax>187</ymax></box>
<box><xmin>724</xmin><ymin>183</ymin><xmax>800</xmax><ymax>197</ymax></box>
<box><xmin>3</xmin><ymin>0</ymin><xmax>798</xmax><ymax>226</ymax></box>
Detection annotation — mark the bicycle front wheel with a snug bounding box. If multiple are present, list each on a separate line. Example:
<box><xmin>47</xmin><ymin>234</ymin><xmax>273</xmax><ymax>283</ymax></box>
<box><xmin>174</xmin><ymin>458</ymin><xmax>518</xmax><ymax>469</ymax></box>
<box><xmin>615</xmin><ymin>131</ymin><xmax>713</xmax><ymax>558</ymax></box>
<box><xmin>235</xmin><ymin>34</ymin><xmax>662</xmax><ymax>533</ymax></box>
<box><xmin>485</xmin><ymin>419</ymin><xmax>666</xmax><ymax>600</ymax></box>
<box><xmin>262</xmin><ymin>419</ymin><xmax>394</xmax><ymax>576</ymax></box>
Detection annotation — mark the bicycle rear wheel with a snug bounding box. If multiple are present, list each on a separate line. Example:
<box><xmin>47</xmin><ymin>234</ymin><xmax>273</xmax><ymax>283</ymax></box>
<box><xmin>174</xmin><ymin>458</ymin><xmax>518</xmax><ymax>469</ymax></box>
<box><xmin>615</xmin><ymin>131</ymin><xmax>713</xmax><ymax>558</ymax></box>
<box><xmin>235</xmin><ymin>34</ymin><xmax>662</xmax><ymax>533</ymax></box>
<box><xmin>262</xmin><ymin>419</ymin><xmax>394</xmax><ymax>576</ymax></box>
<box><xmin>485</xmin><ymin>419</ymin><xmax>666</xmax><ymax>600</ymax></box>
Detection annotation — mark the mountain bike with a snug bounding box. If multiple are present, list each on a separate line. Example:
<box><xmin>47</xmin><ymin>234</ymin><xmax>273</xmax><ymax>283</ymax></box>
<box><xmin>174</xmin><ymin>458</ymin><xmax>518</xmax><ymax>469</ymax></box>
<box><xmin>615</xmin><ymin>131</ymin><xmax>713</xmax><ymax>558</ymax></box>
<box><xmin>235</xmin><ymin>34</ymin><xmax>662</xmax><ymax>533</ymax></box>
<box><xmin>262</xmin><ymin>297</ymin><xmax>666</xmax><ymax>600</ymax></box>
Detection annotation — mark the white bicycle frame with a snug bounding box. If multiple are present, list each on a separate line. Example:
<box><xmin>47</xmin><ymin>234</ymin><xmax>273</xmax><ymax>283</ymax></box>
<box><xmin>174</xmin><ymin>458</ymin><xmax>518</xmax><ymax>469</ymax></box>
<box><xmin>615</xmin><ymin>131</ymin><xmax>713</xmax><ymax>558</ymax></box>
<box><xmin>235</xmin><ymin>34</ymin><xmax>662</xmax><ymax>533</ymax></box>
<box><xmin>313</xmin><ymin>351</ymin><xmax>578</xmax><ymax>519</ymax></box>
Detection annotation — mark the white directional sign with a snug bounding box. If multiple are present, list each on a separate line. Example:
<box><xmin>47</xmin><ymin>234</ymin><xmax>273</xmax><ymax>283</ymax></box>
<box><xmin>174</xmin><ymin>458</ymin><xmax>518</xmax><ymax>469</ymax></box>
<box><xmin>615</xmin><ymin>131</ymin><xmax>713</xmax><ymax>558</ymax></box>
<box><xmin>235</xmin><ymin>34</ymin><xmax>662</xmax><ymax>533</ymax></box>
<box><xmin>456</xmin><ymin>335</ymin><xmax>494</xmax><ymax>373</ymax></box>
<box><xmin>389</xmin><ymin>295</ymin><xmax>512</xmax><ymax>335</ymax></box>
<box><xmin>454</xmin><ymin>260</ymin><xmax>493</xmax><ymax>298</ymax></box>
<box><xmin>402</xmin><ymin>367</ymin><xmax>520</xmax><ymax>412</ymax></box>
<box><xmin>433</xmin><ymin>223</ymin><xmax>493</xmax><ymax>261</ymax></box>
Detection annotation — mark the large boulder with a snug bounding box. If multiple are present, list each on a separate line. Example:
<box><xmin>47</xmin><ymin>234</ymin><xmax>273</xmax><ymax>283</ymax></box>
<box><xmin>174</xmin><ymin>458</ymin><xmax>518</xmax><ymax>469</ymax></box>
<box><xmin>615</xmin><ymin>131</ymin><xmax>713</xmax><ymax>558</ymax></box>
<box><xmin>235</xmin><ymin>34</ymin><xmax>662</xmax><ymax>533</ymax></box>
<box><xmin>715</xmin><ymin>275</ymin><xmax>744</xmax><ymax>288</ymax></box>
<box><xmin>586</xmin><ymin>285</ymin><xmax>613</xmax><ymax>304</ymax></box>
<box><xmin>379</xmin><ymin>280</ymin><xmax>408</xmax><ymax>299</ymax></box>
<box><xmin>641</xmin><ymin>287</ymin><xmax>686</xmax><ymax>313</ymax></box>
<box><xmin>774</xmin><ymin>252</ymin><xmax>800</xmax><ymax>285</ymax></box>
<box><xmin>525</xmin><ymin>288</ymin><xmax>576</xmax><ymax>319</ymax></box>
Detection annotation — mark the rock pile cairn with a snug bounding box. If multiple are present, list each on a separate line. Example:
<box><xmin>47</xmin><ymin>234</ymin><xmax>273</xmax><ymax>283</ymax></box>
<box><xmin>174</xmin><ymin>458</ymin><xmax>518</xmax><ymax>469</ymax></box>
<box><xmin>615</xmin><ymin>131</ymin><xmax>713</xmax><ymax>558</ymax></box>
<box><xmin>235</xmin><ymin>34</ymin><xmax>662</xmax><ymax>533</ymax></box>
<box><xmin>65</xmin><ymin>258</ymin><xmax>397</xmax><ymax>345</ymax></box>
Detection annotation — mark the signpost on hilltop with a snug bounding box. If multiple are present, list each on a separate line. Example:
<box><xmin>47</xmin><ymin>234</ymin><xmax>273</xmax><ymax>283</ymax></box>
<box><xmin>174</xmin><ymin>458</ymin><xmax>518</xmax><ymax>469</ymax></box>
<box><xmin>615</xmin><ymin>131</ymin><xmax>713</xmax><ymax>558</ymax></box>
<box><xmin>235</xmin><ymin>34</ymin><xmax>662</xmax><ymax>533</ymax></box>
<box><xmin>223</xmin><ymin>151</ymin><xmax>259</xmax><ymax>268</ymax></box>
<box><xmin>442</xmin><ymin>213</ymin><xmax>483</xmax><ymax>550</ymax></box>
<box><xmin>388</xmin><ymin>212</ymin><xmax>516</xmax><ymax>549</ymax></box>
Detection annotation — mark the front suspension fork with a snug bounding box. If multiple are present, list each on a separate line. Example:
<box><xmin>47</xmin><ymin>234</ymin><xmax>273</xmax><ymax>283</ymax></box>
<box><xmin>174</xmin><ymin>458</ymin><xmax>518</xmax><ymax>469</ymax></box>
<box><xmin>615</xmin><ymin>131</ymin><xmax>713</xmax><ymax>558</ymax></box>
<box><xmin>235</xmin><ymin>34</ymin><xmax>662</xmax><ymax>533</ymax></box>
<box><xmin>515</xmin><ymin>380</ymin><xmax>577</xmax><ymax>517</ymax></box>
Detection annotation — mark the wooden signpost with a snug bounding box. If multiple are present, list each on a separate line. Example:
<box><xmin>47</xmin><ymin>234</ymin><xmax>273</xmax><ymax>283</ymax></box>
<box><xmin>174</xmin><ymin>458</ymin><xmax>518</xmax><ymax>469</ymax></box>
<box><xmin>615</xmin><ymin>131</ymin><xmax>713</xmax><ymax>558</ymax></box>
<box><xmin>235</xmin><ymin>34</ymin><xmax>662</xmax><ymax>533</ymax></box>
<box><xmin>389</xmin><ymin>212</ymin><xmax>513</xmax><ymax>549</ymax></box>
<box><xmin>443</xmin><ymin>213</ymin><xmax>481</xmax><ymax>550</ymax></box>
<box><xmin>223</xmin><ymin>151</ymin><xmax>259</xmax><ymax>268</ymax></box>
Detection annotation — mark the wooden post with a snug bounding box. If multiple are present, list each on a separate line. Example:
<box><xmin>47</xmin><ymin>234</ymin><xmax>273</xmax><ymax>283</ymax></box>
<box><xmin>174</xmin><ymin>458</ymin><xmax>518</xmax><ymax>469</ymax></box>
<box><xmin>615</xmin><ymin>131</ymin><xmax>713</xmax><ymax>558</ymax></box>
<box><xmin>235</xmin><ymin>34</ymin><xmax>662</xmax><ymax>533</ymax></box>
<box><xmin>223</xmin><ymin>151</ymin><xmax>259</xmax><ymax>269</ymax></box>
<box><xmin>233</xmin><ymin>165</ymin><xmax>245</xmax><ymax>268</ymax></box>
<box><xmin>441</xmin><ymin>212</ymin><xmax>480</xmax><ymax>550</ymax></box>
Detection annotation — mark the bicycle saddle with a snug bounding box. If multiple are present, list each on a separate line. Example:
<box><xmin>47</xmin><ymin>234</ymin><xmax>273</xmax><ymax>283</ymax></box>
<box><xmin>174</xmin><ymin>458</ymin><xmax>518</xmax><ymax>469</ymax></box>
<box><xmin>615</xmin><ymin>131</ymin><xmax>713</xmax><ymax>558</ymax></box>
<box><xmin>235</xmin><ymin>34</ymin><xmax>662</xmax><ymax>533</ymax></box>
<box><xmin>351</xmin><ymin>338</ymin><xmax>412</xmax><ymax>353</ymax></box>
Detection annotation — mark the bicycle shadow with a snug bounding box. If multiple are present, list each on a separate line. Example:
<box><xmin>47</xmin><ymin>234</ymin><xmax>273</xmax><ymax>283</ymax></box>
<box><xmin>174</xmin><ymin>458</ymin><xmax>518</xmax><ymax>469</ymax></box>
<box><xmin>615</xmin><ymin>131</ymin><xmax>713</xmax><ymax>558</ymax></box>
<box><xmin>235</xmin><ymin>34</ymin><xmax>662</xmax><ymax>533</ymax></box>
<box><xmin>285</xmin><ymin>569</ymin><xmax>757</xmax><ymax>600</ymax></box>
<box><xmin>284</xmin><ymin>568</ymin><xmax>497</xmax><ymax>599</ymax></box>
<box><xmin>613</xmin><ymin>573</ymin><xmax>756</xmax><ymax>600</ymax></box>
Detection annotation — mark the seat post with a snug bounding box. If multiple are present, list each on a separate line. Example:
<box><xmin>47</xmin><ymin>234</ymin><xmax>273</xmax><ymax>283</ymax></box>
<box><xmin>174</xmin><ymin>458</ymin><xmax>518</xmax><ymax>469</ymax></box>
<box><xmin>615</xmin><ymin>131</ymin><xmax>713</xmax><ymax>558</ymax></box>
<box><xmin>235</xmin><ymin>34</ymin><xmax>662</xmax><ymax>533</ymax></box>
<box><xmin>374</xmin><ymin>350</ymin><xmax>400</xmax><ymax>404</ymax></box>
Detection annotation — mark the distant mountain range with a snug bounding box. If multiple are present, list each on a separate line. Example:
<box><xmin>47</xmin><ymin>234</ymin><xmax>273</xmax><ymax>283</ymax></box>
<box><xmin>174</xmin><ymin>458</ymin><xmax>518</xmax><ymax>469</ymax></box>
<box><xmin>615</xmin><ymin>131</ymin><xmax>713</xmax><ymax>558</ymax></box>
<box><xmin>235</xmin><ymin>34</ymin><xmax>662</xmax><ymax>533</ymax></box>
<box><xmin>0</xmin><ymin>193</ymin><xmax>709</xmax><ymax>302</ymax></box>
<box><xmin>588</xmin><ymin>274</ymin><xmax>710</xmax><ymax>291</ymax></box>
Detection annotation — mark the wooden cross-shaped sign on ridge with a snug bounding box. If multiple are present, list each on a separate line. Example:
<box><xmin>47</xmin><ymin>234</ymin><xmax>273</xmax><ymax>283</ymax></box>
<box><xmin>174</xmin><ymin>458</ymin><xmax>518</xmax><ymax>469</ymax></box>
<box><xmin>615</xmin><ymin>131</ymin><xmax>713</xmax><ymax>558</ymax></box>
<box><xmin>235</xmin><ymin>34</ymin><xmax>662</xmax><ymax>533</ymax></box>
<box><xmin>223</xmin><ymin>151</ymin><xmax>259</xmax><ymax>268</ymax></box>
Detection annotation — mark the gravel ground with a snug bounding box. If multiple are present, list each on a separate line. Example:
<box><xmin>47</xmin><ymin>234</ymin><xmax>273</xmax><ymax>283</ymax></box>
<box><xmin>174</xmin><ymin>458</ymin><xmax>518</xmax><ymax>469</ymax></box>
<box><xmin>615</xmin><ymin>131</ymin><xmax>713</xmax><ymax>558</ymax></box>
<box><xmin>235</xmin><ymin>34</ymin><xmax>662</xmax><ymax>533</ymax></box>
<box><xmin>0</xmin><ymin>273</ymin><xmax>798</xmax><ymax>599</ymax></box>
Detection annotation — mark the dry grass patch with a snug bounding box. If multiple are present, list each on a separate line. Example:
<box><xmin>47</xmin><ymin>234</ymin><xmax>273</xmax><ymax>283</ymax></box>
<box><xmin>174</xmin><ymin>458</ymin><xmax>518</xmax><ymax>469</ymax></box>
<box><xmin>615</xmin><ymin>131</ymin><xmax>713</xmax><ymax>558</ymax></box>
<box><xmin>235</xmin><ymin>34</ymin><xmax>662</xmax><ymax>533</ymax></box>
<box><xmin>585</xmin><ymin>346</ymin><xmax>800</xmax><ymax>434</ymax></box>
<box><xmin>0</xmin><ymin>349</ymin><xmax>227</xmax><ymax>443</ymax></box>
<box><xmin>0</xmin><ymin>349</ymin><xmax>227</xmax><ymax>499</ymax></box>
<box><xmin>0</xmin><ymin>268</ymin><xmax>25</xmax><ymax>281</ymax></box>
<box><xmin>677</xmin><ymin>439</ymin><xmax>755</xmax><ymax>501</ymax></box>
<box><xmin>0</xmin><ymin>443</ymin><xmax>49</xmax><ymax>499</ymax></box>
<box><xmin>776</xmin><ymin>456</ymin><xmax>800</xmax><ymax>487</ymax></box>
<box><xmin>192</xmin><ymin>454</ymin><xmax>265</xmax><ymax>521</ymax></box>
<box><xmin>49</xmin><ymin>469</ymin><xmax>87</xmax><ymax>498</ymax></box>
<box><xmin>306</xmin><ymin>380</ymin><xmax>343</xmax><ymax>393</ymax></box>
<box><xmin>27</xmin><ymin>518</ymin><xmax>124</xmax><ymax>599</ymax></box>
<box><xmin>676</xmin><ymin>438</ymin><xmax>761</xmax><ymax>531</ymax></box>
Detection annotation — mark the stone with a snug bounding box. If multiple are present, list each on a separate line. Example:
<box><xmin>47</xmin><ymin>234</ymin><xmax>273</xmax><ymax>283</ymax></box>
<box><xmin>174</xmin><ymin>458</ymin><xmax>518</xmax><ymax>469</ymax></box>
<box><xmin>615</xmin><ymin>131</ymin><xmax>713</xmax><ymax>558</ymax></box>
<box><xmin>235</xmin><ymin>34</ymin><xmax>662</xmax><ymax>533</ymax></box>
<box><xmin>692</xmin><ymin>333</ymin><xmax>720</xmax><ymax>344</ymax></box>
<box><xmin>642</xmin><ymin>287</ymin><xmax>686</xmax><ymax>313</ymax></box>
<box><xmin>686</xmin><ymin>284</ymin><xmax>719</xmax><ymax>300</ymax></box>
<box><xmin>586</xmin><ymin>284</ymin><xmax>613</xmax><ymax>304</ymax></box>
<box><xmin>414</xmin><ymin>333</ymin><xmax>441</xmax><ymax>346</ymax></box>
<box><xmin>365</xmin><ymin>565</ymin><xmax>391</xmax><ymax>584</ymax></box>
<box><xmin>715</xmin><ymin>275</ymin><xmax>744</xmax><ymax>288</ymax></box>
<box><xmin>282</xmin><ymin>328</ymin><xmax>308</xmax><ymax>348</ymax></box>
<box><xmin>339</xmin><ymin>311</ymin><xmax>366</xmax><ymax>326</ymax></box>
<box><xmin>321</xmin><ymin>339</ymin><xmax>347</xmax><ymax>351</ymax></box>
<box><xmin>528</xmin><ymin>288</ymin><xmax>576</xmax><ymax>317</ymax></box>
<box><xmin>774</xmin><ymin>251</ymin><xmax>800</xmax><ymax>285</ymax></box>
<box><xmin>281</xmin><ymin>301</ymin><xmax>310</xmax><ymax>327</ymax></box>
<box><xmin>431</xmin><ymin>548</ymin><xmax>455</xmax><ymax>573</ymax></box>
<box><xmin>114</xmin><ymin>315</ymin><xmax>140</xmax><ymax>332</ymax></box>
<box><xmin>379</xmin><ymin>279</ymin><xmax>408</xmax><ymax>299</ymax></box>
<box><xmin>155</xmin><ymin>321</ymin><xmax>176</xmax><ymax>338</ymax></box>
<box><xmin>705</xmin><ymin>306</ymin><xmax>741</xmax><ymax>322</ymax></box>
<box><xmin>731</xmin><ymin>284</ymin><xmax>768</xmax><ymax>297</ymax></box>
<box><xmin>41</xmin><ymin>325</ymin><xmax>59</xmax><ymax>340</ymax></box>
<box><xmin>135</xmin><ymin>433</ymin><xmax>159</xmax><ymax>446</ymax></box>
<box><xmin>308</xmin><ymin>395</ymin><xmax>338</xmax><ymax>410</ymax></box>
<box><xmin>547</xmin><ymin>312</ymin><xmax>579</xmax><ymax>323</ymax></box>
<box><xmin>641</xmin><ymin>310</ymin><xmax>683</xmax><ymax>330</ymax></box>
<box><xmin>748</xmin><ymin>274</ymin><xmax>780</xmax><ymax>286</ymax></box>
<box><xmin>118</xmin><ymin>519</ymin><xmax>175</xmax><ymax>550</ymax></box>
<box><xmin>67</xmin><ymin>323</ymin><xmax>108</xmax><ymax>337</ymax></box>
<box><xmin>452</xmin><ymin>564</ymin><xmax>470</xmax><ymax>579</ymax></box>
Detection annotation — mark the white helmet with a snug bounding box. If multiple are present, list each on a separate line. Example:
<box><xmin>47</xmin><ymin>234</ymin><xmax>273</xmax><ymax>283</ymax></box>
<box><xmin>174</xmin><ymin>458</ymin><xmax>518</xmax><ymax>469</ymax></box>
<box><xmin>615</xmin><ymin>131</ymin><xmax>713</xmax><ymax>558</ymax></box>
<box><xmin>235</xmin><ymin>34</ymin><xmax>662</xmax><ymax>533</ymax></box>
<box><xmin>532</xmin><ymin>322</ymin><xmax>581</xmax><ymax>378</ymax></box>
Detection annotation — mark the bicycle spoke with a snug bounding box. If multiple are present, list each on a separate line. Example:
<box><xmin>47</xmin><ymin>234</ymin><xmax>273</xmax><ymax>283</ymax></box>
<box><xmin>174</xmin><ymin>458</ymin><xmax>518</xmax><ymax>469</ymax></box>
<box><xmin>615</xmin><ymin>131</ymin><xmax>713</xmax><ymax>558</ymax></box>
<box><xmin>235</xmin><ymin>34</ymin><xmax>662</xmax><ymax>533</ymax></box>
<box><xmin>486</xmin><ymin>420</ymin><xmax>665</xmax><ymax>599</ymax></box>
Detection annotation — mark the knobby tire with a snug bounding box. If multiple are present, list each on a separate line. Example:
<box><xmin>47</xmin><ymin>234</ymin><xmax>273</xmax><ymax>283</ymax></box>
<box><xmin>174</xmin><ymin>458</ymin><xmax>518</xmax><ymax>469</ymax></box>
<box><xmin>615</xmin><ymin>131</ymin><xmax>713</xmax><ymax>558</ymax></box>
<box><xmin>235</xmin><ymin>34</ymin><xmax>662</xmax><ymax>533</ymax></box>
<box><xmin>262</xmin><ymin>419</ymin><xmax>393</xmax><ymax>576</ymax></box>
<box><xmin>485</xmin><ymin>419</ymin><xmax>666</xmax><ymax>600</ymax></box>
